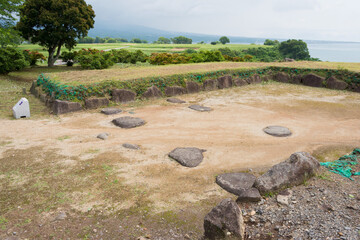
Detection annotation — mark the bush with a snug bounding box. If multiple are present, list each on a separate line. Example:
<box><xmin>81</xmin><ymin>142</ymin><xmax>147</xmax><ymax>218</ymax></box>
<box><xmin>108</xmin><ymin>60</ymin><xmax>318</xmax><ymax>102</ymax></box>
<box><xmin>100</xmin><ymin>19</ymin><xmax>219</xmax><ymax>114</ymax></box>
<box><xmin>0</xmin><ymin>47</ymin><xmax>28</xmax><ymax>74</ymax></box>
<box><xmin>184</xmin><ymin>49</ymin><xmax>197</xmax><ymax>54</ymax></box>
<box><xmin>60</xmin><ymin>51</ymin><xmax>78</xmax><ymax>66</ymax></box>
<box><xmin>76</xmin><ymin>48</ymin><xmax>114</xmax><ymax>69</ymax></box>
<box><xmin>149</xmin><ymin>53</ymin><xmax>190</xmax><ymax>65</ymax></box>
<box><xmin>22</xmin><ymin>50</ymin><xmax>46</xmax><ymax>66</ymax></box>
<box><xmin>111</xmin><ymin>49</ymin><xmax>147</xmax><ymax>64</ymax></box>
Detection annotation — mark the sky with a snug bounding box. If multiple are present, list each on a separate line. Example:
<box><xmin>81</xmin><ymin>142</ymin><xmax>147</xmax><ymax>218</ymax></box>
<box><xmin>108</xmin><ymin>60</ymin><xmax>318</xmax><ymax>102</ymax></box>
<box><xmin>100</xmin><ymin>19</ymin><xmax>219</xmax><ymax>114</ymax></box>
<box><xmin>86</xmin><ymin>0</ymin><xmax>360</xmax><ymax>42</ymax></box>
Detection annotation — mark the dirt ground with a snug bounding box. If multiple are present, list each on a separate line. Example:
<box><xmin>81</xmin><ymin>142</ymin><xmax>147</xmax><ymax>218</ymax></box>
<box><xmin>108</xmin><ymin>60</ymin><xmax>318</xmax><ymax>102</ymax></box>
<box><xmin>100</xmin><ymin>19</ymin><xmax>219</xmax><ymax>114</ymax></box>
<box><xmin>1</xmin><ymin>82</ymin><xmax>360</xmax><ymax>239</ymax></box>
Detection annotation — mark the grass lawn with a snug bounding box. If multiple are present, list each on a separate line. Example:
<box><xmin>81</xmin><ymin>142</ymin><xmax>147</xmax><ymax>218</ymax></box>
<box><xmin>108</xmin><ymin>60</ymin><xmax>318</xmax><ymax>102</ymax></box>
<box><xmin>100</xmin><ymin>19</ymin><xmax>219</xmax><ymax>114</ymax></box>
<box><xmin>16</xmin><ymin>43</ymin><xmax>267</xmax><ymax>57</ymax></box>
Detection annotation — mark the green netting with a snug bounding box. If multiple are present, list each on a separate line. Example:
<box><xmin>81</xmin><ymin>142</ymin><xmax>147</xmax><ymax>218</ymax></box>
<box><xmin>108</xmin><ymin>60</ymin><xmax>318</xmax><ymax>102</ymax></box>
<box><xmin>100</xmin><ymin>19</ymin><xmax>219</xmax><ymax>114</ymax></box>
<box><xmin>320</xmin><ymin>148</ymin><xmax>360</xmax><ymax>180</ymax></box>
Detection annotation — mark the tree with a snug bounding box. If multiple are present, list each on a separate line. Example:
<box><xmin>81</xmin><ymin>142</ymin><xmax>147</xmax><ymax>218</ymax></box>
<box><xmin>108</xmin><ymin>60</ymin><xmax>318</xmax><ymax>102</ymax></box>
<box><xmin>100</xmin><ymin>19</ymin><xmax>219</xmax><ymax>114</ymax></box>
<box><xmin>94</xmin><ymin>36</ymin><xmax>105</xmax><ymax>43</ymax></box>
<box><xmin>17</xmin><ymin>0</ymin><xmax>95</xmax><ymax>67</ymax></box>
<box><xmin>156</xmin><ymin>37</ymin><xmax>171</xmax><ymax>44</ymax></box>
<box><xmin>264</xmin><ymin>39</ymin><xmax>279</xmax><ymax>46</ymax></box>
<box><xmin>219</xmin><ymin>36</ymin><xmax>230</xmax><ymax>45</ymax></box>
<box><xmin>130</xmin><ymin>38</ymin><xmax>142</xmax><ymax>43</ymax></box>
<box><xmin>278</xmin><ymin>39</ymin><xmax>310</xmax><ymax>60</ymax></box>
<box><xmin>171</xmin><ymin>36</ymin><xmax>192</xmax><ymax>44</ymax></box>
<box><xmin>0</xmin><ymin>0</ymin><xmax>24</xmax><ymax>47</ymax></box>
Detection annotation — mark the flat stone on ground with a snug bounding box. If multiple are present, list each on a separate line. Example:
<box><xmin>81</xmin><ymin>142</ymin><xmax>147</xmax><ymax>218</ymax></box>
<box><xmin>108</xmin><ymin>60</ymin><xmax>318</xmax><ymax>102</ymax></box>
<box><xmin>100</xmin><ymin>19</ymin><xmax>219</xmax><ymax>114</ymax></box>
<box><xmin>167</xmin><ymin>98</ymin><xmax>186</xmax><ymax>104</ymax></box>
<box><xmin>188</xmin><ymin>105</ymin><xmax>212</xmax><ymax>112</ymax></box>
<box><xmin>101</xmin><ymin>108</ymin><xmax>122</xmax><ymax>115</ymax></box>
<box><xmin>122</xmin><ymin>143</ymin><xmax>140</xmax><ymax>150</ymax></box>
<box><xmin>112</xmin><ymin>116</ymin><xmax>146</xmax><ymax>129</ymax></box>
<box><xmin>216</xmin><ymin>173</ymin><xmax>257</xmax><ymax>196</ymax></box>
<box><xmin>263</xmin><ymin>125</ymin><xmax>292</xmax><ymax>137</ymax></box>
<box><xmin>97</xmin><ymin>133</ymin><xmax>109</xmax><ymax>140</ymax></box>
<box><xmin>236</xmin><ymin>188</ymin><xmax>262</xmax><ymax>203</ymax></box>
<box><xmin>168</xmin><ymin>147</ymin><xmax>206</xmax><ymax>168</ymax></box>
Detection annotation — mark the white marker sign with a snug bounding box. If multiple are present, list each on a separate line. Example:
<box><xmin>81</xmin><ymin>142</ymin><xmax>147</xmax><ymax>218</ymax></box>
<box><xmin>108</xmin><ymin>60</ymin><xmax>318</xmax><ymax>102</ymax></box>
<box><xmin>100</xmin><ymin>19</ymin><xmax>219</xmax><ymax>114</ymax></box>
<box><xmin>13</xmin><ymin>98</ymin><xmax>30</xmax><ymax>119</ymax></box>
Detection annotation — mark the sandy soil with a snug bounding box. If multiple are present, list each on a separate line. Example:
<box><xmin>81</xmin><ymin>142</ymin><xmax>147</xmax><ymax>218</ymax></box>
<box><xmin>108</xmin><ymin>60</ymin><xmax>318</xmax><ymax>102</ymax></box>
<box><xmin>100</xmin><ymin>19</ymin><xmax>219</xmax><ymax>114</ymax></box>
<box><xmin>1</xmin><ymin>83</ymin><xmax>360</xmax><ymax>213</ymax></box>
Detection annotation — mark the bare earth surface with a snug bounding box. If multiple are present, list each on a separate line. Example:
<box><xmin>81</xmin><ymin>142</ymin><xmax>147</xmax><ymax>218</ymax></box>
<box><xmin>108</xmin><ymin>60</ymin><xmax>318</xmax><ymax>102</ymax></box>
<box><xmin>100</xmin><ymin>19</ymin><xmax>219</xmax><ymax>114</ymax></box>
<box><xmin>1</xmin><ymin>83</ymin><xmax>360</xmax><ymax>239</ymax></box>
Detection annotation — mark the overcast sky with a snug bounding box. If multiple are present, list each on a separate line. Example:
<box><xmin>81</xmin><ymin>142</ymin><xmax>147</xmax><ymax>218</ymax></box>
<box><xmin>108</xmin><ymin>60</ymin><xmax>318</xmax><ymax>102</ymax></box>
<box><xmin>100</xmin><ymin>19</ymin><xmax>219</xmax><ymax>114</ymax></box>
<box><xmin>86</xmin><ymin>0</ymin><xmax>360</xmax><ymax>42</ymax></box>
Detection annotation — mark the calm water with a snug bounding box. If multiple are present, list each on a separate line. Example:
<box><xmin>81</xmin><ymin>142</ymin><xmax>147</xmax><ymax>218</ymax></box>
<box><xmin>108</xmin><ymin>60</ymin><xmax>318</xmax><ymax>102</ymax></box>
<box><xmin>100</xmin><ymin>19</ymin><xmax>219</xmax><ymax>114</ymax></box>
<box><xmin>307</xmin><ymin>43</ymin><xmax>360</xmax><ymax>63</ymax></box>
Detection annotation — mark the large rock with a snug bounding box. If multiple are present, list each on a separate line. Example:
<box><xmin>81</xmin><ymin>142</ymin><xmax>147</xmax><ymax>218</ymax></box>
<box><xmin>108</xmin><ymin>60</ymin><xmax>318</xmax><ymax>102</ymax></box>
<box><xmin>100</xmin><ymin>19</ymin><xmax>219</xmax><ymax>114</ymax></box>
<box><xmin>188</xmin><ymin>105</ymin><xmax>212</xmax><ymax>112</ymax></box>
<box><xmin>101</xmin><ymin>108</ymin><xmax>122</xmax><ymax>115</ymax></box>
<box><xmin>274</xmin><ymin>72</ymin><xmax>291</xmax><ymax>83</ymax></box>
<box><xmin>236</xmin><ymin>188</ymin><xmax>262</xmax><ymax>203</ymax></box>
<box><xmin>246</xmin><ymin>74</ymin><xmax>262</xmax><ymax>84</ymax></box>
<box><xmin>203</xmin><ymin>79</ymin><xmax>218</xmax><ymax>91</ymax></box>
<box><xmin>186</xmin><ymin>81</ymin><xmax>201</xmax><ymax>93</ymax></box>
<box><xmin>326</xmin><ymin>76</ymin><xmax>348</xmax><ymax>90</ymax></box>
<box><xmin>217</xmin><ymin>75</ymin><xmax>233</xmax><ymax>89</ymax></box>
<box><xmin>30</xmin><ymin>81</ymin><xmax>40</xmax><ymax>97</ymax></box>
<box><xmin>142</xmin><ymin>85</ymin><xmax>162</xmax><ymax>99</ymax></box>
<box><xmin>263</xmin><ymin>126</ymin><xmax>292</xmax><ymax>137</ymax></box>
<box><xmin>112</xmin><ymin>89</ymin><xmax>136</xmax><ymax>103</ymax></box>
<box><xmin>112</xmin><ymin>116</ymin><xmax>146</xmax><ymax>129</ymax></box>
<box><xmin>122</xmin><ymin>143</ymin><xmax>140</xmax><ymax>150</ymax></box>
<box><xmin>302</xmin><ymin>74</ymin><xmax>325</xmax><ymax>88</ymax></box>
<box><xmin>204</xmin><ymin>199</ymin><xmax>245</xmax><ymax>240</ymax></box>
<box><xmin>216</xmin><ymin>173</ymin><xmax>257</xmax><ymax>196</ymax></box>
<box><xmin>165</xmin><ymin>86</ymin><xmax>187</xmax><ymax>96</ymax></box>
<box><xmin>85</xmin><ymin>98</ymin><xmax>109</xmax><ymax>109</ymax></box>
<box><xmin>233</xmin><ymin>78</ymin><xmax>248</xmax><ymax>87</ymax></box>
<box><xmin>168</xmin><ymin>147</ymin><xmax>206</xmax><ymax>168</ymax></box>
<box><xmin>53</xmin><ymin>100</ymin><xmax>82</xmax><ymax>115</ymax></box>
<box><xmin>254</xmin><ymin>152</ymin><xmax>320</xmax><ymax>195</ymax></box>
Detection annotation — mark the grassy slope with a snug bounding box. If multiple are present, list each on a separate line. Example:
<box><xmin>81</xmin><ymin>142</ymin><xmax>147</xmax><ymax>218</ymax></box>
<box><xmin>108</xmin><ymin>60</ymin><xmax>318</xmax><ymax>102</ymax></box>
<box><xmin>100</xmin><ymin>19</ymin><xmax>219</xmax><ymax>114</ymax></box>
<box><xmin>12</xmin><ymin>61</ymin><xmax>360</xmax><ymax>86</ymax></box>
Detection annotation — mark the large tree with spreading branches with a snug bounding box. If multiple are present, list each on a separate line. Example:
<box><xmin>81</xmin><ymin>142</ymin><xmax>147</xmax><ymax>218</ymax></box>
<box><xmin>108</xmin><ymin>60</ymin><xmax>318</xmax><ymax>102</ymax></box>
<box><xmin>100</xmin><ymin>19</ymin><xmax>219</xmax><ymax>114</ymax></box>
<box><xmin>17</xmin><ymin>0</ymin><xmax>95</xmax><ymax>66</ymax></box>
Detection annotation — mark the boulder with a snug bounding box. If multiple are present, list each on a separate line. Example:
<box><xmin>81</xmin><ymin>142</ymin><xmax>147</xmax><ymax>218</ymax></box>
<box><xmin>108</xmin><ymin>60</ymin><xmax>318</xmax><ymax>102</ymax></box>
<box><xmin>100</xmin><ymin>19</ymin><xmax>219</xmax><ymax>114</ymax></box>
<box><xmin>263</xmin><ymin>126</ymin><xmax>292</xmax><ymax>137</ymax></box>
<box><xmin>53</xmin><ymin>100</ymin><xmax>82</xmax><ymax>115</ymax></box>
<box><xmin>101</xmin><ymin>108</ymin><xmax>122</xmax><ymax>115</ymax></box>
<box><xmin>168</xmin><ymin>147</ymin><xmax>206</xmax><ymax>168</ymax></box>
<box><xmin>186</xmin><ymin>81</ymin><xmax>201</xmax><ymax>94</ymax></box>
<box><xmin>122</xmin><ymin>143</ymin><xmax>140</xmax><ymax>150</ymax></box>
<box><xmin>236</xmin><ymin>188</ymin><xmax>262</xmax><ymax>203</ymax></box>
<box><xmin>246</xmin><ymin>74</ymin><xmax>262</xmax><ymax>84</ymax></box>
<box><xmin>167</xmin><ymin>98</ymin><xmax>186</xmax><ymax>104</ymax></box>
<box><xmin>30</xmin><ymin>81</ymin><xmax>40</xmax><ymax>97</ymax></box>
<box><xmin>233</xmin><ymin>78</ymin><xmax>248</xmax><ymax>87</ymax></box>
<box><xmin>274</xmin><ymin>72</ymin><xmax>291</xmax><ymax>83</ymax></box>
<box><xmin>216</xmin><ymin>173</ymin><xmax>257</xmax><ymax>196</ymax></box>
<box><xmin>254</xmin><ymin>152</ymin><xmax>320</xmax><ymax>195</ymax></box>
<box><xmin>326</xmin><ymin>76</ymin><xmax>348</xmax><ymax>90</ymax></box>
<box><xmin>204</xmin><ymin>198</ymin><xmax>245</xmax><ymax>240</ymax></box>
<box><xmin>85</xmin><ymin>98</ymin><xmax>109</xmax><ymax>109</ymax></box>
<box><xmin>188</xmin><ymin>105</ymin><xmax>212</xmax><ymax>112</ymax></box>
<box><xmin>142</xmin><ymin>85</ymin><xmax>162</xmax><ymax>99</ymax></box>
<box><xmin>164</xmin><ymin>86</ymin><xmax>187</xmax><ymax>96</ymax></box>
<box><xmin>302</xmin><ymin>74</ymin><xmax>325</xmax><ymax>88</ymax></box>
<box><xmin>217</xmin><ymin>75</ymin><xmax>233</xmax><ymax>89</ymax></box>
<box><xmin>112</xmin><ymin>116</ymin><xmax>146</xmax><ymax>129</ymax></box>
<box><xmin>285</xmin><ymin>58</ymin><xmax>295</xmax><ymax>62</ymax></box>
<box><xmin>203</xmin><ymin>79</ymin><xmax>218</xmax><ymax>91</ymax></box>
<box><xmin>112</xmin><ymin>89</ymin><xmax>136</xmax><ymax>103</ymax></box>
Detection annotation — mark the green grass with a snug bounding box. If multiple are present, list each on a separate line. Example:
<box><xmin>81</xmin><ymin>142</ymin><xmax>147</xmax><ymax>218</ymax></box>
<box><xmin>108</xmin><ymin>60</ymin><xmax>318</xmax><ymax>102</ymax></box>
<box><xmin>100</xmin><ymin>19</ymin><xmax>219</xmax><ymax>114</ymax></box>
<box><xmin>17</xmin><ymin>43</ymin><xmax>266</xmax><ymax>57</ymax></box>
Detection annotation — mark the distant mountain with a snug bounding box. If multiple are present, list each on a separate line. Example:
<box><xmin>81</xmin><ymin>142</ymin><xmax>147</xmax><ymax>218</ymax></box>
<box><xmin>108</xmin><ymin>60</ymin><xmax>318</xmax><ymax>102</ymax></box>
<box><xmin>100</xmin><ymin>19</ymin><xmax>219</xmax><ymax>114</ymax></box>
<box><xmin>88</xmin><ymin>24</ymin><xmax>268</xmax><ymax>44</ymax></box>
<box><xmin>88</xmin><ymin>23</ymin><xmax>357</xmax><ymax>44</ymax></box>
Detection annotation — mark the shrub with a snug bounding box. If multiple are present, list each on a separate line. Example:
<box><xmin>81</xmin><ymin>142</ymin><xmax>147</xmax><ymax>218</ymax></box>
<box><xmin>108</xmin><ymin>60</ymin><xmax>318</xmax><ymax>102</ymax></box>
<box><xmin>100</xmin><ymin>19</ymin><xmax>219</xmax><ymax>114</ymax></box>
<box><xmin>149</xmin><ymin>53</ymin><xmax>191</xmax><ymax>65</ymax></box>
<box><xmin>60</xmin><ymin>51</ymin><xmax>78</xmax><ymax>66</ymax></box>
<box><xmin>22</xmin><ymin>50</ymin><xmax>46</xmax><ymax>66</ymax></box>
<box><xmin>184</xmin><ymin>49</ymin><xmax>197</xmax><ymax>54</ymax></box>
<box><xmin>0</xmin><ymin>47</ymin><xmax>28</xmax><ymax>74</ymax></box>
<box><xmin>111</xmin><ymin>49</ymin><xmax>147</xmax><ymax>64</ymax></box>
<box><xmin>77</xmin><ymin>48</ymin><xmax>114</xmax><ymax>69</ymax></box>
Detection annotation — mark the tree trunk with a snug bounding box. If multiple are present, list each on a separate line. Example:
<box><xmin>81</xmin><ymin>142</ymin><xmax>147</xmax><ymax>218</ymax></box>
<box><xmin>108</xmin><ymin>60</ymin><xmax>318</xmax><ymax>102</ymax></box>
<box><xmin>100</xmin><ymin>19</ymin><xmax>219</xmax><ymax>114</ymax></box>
<box><xmin>47</xmin><ymin>44</ymin><xmax>62</xmax><ymax>67</ymax></box>
<box><xmin>48</xmin><ymin>47</ymin><xmax>56</xmax><ymax>67</ymax></box>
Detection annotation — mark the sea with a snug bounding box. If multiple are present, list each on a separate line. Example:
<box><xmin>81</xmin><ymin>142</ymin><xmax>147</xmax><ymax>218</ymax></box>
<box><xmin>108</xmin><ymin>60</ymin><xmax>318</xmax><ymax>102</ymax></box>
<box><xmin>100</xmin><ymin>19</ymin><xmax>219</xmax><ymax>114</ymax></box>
<box><xmin>307</xmin><ymin>43</ymin><xmax>360</xmax><ymax>62</ymax></box>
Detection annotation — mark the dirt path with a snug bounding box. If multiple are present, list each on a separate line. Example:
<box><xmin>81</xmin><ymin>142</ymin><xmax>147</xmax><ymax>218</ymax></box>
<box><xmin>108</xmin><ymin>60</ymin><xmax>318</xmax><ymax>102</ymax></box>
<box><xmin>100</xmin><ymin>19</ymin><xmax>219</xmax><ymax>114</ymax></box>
<box><xmin>1</xmin><ymin>83</ymin><xmax>360</xmax><ymax>238</ymax></box>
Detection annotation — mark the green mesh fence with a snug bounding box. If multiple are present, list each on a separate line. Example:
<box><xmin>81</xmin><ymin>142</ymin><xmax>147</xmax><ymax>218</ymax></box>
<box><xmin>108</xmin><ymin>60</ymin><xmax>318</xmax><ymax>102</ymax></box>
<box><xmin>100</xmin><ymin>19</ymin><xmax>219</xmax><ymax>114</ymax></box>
<box><xmin>320</xmin><ymin>148</ymin><xmax>360</xmax><ymax>180</ymax></box>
